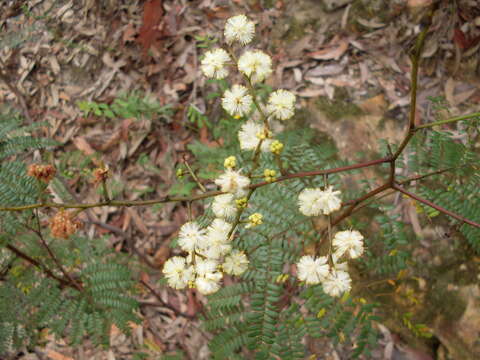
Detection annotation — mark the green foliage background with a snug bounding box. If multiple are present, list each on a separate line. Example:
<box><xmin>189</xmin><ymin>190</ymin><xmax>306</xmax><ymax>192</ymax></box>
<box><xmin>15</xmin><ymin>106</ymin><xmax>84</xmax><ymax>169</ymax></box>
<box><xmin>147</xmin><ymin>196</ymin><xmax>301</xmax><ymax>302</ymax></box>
<box><xmin>0</xmin><ymin>108</ymin><xmax>140</xmax><ymax>354</ymax></box>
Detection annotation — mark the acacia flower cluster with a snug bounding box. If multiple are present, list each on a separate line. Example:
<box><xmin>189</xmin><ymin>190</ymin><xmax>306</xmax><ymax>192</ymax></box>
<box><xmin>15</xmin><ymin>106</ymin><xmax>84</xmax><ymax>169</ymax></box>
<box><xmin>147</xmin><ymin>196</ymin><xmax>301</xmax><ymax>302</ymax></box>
<box><xmin>263</xmin><ymin>169</ymin><xmax>276</xmax><ymax>183</ymax></box>
<box><xmin>333</xmin><ymin>230</ymin><xmax>364</xmax><ymax>259</ymax></box>
<box><xmin>212</xmin><ymin>193</ymin><xmax>237</xmax><ymax>220</ymax></box>
<box><xmin>246</xmin><ymin>212</ymin><xmax>263</xmax><ymax>228</ymax></box>
<box><xmin>296</xmin><ymin>256</ymin><xmax>352</xmax><ymax>297</ymax></box>
<box><xmin>298</xmin><ymin>186</ymin><xmax>342</xmax><ymax>216</ymax></box>
<box><xmin>296</xmin><ymin>186</ymin><xmax>365</xmax><ymax>296</ymax></box>
<box><xmin>224</xmin><ymin>15</ymin><xmax>255</xmax><ymax>45</ymax></box>
<box><xmin>163</xmin><ymin>219</ymin><xmax>249</xmax><ymax>295</ymax></box>
<box><xmin>267</xmin><ymin>90</ymin><xmax>296</xmax><ymax>121</ymax></box>
<box><xmin>222</xmin><ymin>85</ymin><xmax>253</xmax><ymax>117</ymax></box>
<box><xmin>27</xmin><ymin>164</ymin><xmax>56</xmax><ymax>183</ymax></box>
<box><xmin>165</xmin><ymin>15</ymin><xmax>366</xmax><ymax>299</ymax></box>
<box><xmin>50</xmin><ymin>209</ymin><xmax>82</xmax><ymax>239</ymax></box>
<box><xmin>270</xmin><ymin>140</ymin><xmax>284</xmax><ymax>155</ymax></box>
<box><xmin>214</xmin><ymin>169</ymin><xmax>250</xmax><ymax>197</ymax></box>
<box><xmin>200</xmin><ymin>48</ymin><xmax>231</xmax><ymax>79</ymax></box>
<box><xmin>238</xmin><ymin>120</ymin><xmax>272</xmax><ymax>151</ymax></box>
<box><xmin>237</xmin><ymin>50</ymin><xmax>273</xmax><ymax>83</ymax></box>
<box><xmin>224</xmin><ymin>156</ymin><xmax>237</xmax><ymax>169</ymax></box>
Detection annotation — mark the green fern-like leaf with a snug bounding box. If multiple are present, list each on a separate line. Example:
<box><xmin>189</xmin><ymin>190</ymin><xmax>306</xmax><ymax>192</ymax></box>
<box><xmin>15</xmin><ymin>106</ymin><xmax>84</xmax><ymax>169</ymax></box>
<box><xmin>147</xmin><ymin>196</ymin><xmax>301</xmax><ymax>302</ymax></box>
<box><xmin>301</xmin><ymin>286</ymin><xmax>379</xmax><ymax>358</ymax></box>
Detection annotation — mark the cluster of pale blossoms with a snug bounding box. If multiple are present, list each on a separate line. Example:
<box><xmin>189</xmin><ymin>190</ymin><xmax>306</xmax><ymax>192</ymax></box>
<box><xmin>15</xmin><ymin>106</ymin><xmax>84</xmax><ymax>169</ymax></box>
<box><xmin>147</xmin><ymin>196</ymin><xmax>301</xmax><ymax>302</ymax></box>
<box><xmin>200</xmin><ymin>14</ymin><xmax>296</xmax><ymax>154</ymax></box>
<box><xmin>163</xmin><ymin>220</ymin><xmax>249</xmax><ymax>295</ymax></box>
<box><xmin>164</xmin><ymin>15</ymin><xmax>292</xmax><ymax>296</ymax></box>
<box><xmin>296</xmin><ymin>187</ymin><xmax>365</xmax><ymax>297</ymax></box>
<box><xmin>165</xmin><ymin>15</ymin><xmax>363</xmax><ymax>298</ymax></box>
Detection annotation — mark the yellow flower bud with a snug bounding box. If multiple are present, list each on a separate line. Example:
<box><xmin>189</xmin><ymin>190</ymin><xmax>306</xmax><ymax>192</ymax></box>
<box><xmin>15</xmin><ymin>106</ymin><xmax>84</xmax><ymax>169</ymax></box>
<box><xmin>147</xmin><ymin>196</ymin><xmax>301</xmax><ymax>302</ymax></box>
<box><xmin>263</xmin><ymin>169</ymin><xmax>277</xmax><ymax>183</ymax></box>
<box><xmin>236</xmin><ymin>197</ymin><xmax>248</xmax><ymax>208</ymax></box>
<box><xmin>224</xmin><ymin>156</ymin><xmax>237</xmax><ymax>169</ymax></box>
<box><xmin>246</xmin><ymin>213</ymin><xmax>263</xmax><ymax>228</ymax></box>
<box><xmin>270</xmin><ymin>140</ymin><xmax>284</xmax><ymax>155</ymax></box>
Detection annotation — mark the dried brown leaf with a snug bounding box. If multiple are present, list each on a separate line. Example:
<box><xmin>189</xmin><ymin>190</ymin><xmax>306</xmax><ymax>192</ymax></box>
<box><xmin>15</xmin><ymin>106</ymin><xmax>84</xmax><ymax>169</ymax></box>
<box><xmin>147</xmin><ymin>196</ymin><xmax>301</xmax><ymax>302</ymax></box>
<box><xmin>296</xmin><ymin>88</ymin><xmax>325</xmax><ymax>97</ymax></box>
<box><xmin>73</xmin><ymin>136</ymin><xmax>95</xmax><ymax>156</ymax></box>
<box><xmin>123</xmin><ymin>23</ymin><xmax>137</xmax><ymax>43</ymax></box>
<box><xmin>153</xmin><ymin>244</ymin><xmax>170</xmax><ymax>267</ymax></box>
<box><xmin>137</xmin><ymin>0</ymin><xmax>164</xmax><ymax>58</ymax></box>
<box><xmin>307</xmin><ymin>38</ymin><xmax>349</xmax><ymax>60</ymax></box>
<box><xmin>407</xmin><ymin>0</ymin><xmax>433</xmax><ymax>8</ymax></box>
<box><xmin>46</xmin><ymin>350</ymin><xmax>74</xmax><ymax>360</ymax></box>
<box><xmin>127</xmin><ymin>208</ymin><xmax>149</xmax><ymax>235</ymax></box>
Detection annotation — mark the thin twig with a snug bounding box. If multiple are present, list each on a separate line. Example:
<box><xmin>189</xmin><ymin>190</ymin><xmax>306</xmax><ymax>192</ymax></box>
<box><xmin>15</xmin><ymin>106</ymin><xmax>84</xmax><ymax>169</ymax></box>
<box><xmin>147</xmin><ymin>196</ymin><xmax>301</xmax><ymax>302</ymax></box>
<box><xmin>415</xmin><ymin>111</ymin><xmax>480</xmax><ymax>130</ymax></box>
<box><xmin>6</xmin><ymin>244</ymin><xmax>72</xmax><ymax>287</ymax></box>
<box><xmin>0</xmin><ymin>190</ymin><xmax>223</xmax><ymax>211</ymax></box>
<box><xmin>251</xmin><ymin>157</ymin><xmax>391</xmax><ymax>189</ymax></box>
<box><xmin>324</xmin><ymin>174</ymin><xmax>334</xmax><ymax>266</ymax></box>
<box><xmin>330</xmin><ymin>183</ymin><xmax>392</xmax><ymax>228</ymax></box>
<box><xmin>392</xmin><ymin>184</ymin><xmax>480</xmax><ymax>228</ymax></box>
<box><xmin>183</xmin><ymin>155</ymin><xmax>206</xmax><ymax>193</ymax></box>
<box><xmin>31</xmin><ymin>210</ymin><xmax>84</xmax><ymax>291</ymax></box>
<box><xmin>328</xmin><ymin>164</ymin><xmax>476</xmax><ymax>228</ymax></box>
<box><xmin>392</xmin><ymin>6</ymin><xmax>436</xmax><ymax>160</ymax></box>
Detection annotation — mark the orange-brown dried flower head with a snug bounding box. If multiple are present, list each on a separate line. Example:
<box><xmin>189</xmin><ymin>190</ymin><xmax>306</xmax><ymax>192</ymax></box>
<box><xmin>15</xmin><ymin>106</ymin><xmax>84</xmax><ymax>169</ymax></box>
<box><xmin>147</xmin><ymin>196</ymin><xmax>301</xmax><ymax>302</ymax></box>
<box><xmin>27</xmin><ymin>164</ymin><xmax>56</xmax><ymax>183</ymax></box>
<box><xmin>92</xmin><ymin>167</ymin><xmax>109</xmax><ymax>185</ymax></box>
<box><xmin>49</xmin><ymin>210</ymin><xmax>82</xmax><ymax>239</ymax></box>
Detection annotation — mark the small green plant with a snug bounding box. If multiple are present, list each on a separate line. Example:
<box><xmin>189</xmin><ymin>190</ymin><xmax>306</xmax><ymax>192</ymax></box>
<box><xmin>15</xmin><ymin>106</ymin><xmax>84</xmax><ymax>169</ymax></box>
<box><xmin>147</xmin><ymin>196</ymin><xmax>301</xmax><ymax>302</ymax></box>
<box><xmin>77</xmin><ymin>92</ymin><xmax>173</xmax><ymax>120</ymax></box>
<box><xmin>195</xmin><ymin>34</ymin><xmax>218</xmax><ymax>48</ymax></box>
<box><xmin>187</xmin><ymin>104</ymin><xmax>212</xmax><ymax>130</ymax></box>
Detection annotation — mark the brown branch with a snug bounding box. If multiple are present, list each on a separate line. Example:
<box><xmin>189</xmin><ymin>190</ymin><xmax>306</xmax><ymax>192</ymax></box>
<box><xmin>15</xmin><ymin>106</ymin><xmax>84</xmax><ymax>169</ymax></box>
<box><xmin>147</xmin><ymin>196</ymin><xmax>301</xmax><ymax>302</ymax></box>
<box><xmin>0</xmin><ymin>190</ymin><xmax>224</xmax><ymax>211</ymax></box>
<box><xmin>392</xmin><ymin>5</ymin><xmax>436</xmax><ymax>160</ymax></box>
<box><xmin>1</xmin><ymin>158</ymin><xmax>391</xmax><ymax>212</ymax></box>
<box><xmin>252</xmin><ymin>157</ymin><xmax>390</xmax><ymax>189</ymax></box>
<box><xmin>31</xmin><ymin>211</ymin><xmax>84</xmax><ymax>291</ymax></box>
<box><xmin>331</xmin><ymin>183</ymin><xmax>392</xmax><ymax>228</ymax></box>
<box><xmin>6</xmin><ymin>244</ymin><xmax>72</xmax><ymax>287</ymax></box>
<box><xmin>320</xmin><ymin>164</ymin><xmax>477</xmax><ymax>230</ymax></box>
<box><xmin>398</xmin><ymin>167</ymin><xmax>456</xmax><ymax>184</ymax></box>
<box><xmin>392</xmin><ymin>184</ymin><xmax>480</xmax><ymax>228</ymax></box>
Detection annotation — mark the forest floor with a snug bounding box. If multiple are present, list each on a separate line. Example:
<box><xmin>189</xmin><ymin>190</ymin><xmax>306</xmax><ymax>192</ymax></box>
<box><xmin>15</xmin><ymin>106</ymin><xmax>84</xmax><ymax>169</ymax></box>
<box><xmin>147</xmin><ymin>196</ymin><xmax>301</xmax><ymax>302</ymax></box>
<box><xmin>1</xmin><ymin>0</ymin><xmax>480</xmax><ymax>359</ymax></box>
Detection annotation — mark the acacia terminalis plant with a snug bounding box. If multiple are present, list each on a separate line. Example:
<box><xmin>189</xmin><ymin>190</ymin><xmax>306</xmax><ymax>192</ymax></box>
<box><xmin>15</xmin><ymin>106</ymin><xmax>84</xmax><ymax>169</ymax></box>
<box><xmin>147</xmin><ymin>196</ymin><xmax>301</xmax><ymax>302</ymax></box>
<box><xmin>1</xmin><ymin>5</ymin><xmax>480</xmax><ymax>359</ymax></box>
